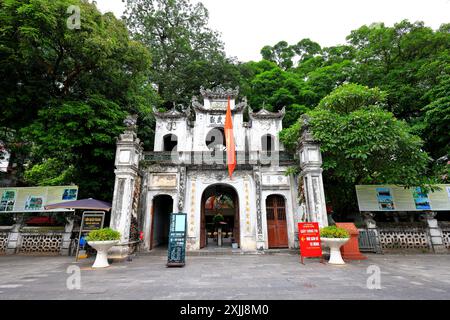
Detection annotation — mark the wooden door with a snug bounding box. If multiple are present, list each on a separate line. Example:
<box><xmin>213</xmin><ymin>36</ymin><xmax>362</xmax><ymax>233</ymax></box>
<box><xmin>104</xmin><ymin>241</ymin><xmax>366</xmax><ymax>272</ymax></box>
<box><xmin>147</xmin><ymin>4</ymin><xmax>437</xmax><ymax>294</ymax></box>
<box><xmin>266</xmin><ymin>195</ymin><xmax>288</xmax><ymax>248</ymax></box>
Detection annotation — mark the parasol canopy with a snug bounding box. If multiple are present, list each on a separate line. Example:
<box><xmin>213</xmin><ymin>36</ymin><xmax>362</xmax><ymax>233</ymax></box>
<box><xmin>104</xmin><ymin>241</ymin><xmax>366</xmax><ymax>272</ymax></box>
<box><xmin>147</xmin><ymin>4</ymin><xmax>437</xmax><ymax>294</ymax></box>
<box><xmin>44</xmin><ymin>198</ymin><xmax>112</xmax><ymax>211</ymax></box>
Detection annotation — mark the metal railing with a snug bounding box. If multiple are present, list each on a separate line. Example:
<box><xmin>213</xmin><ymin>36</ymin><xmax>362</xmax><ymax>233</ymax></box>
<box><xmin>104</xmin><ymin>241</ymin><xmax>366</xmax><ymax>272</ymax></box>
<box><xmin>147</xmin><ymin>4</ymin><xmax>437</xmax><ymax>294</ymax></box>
<box><xmin>358</xmin><ymin>229</ymin><xmax>382</xmax><ymax>253</ymax></box>
<box><xmin>142</xmin><ymin>150</ymin><xmax>296</xmax><ymax>166</ymax></box>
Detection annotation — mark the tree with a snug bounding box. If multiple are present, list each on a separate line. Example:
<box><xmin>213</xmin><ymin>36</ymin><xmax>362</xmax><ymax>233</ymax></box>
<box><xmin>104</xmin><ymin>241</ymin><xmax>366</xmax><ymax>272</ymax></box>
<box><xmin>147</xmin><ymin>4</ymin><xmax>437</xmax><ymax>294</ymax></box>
<box><xmin>346</xmin><ymin>20</ymin><xmax>450</xmax><ymax>119</ymax></box>
<box><xmin>293</xmin><ymin>38</ymin><xmax>322</xmax><ymax>63</ymax></box>
<box><xmin>125</xmin><ymin>0</ymin><xmax>240</xmax><ymax>108</ymax></box>
<box><xmin>0</xmin><ymin>0</ymin><xmax>153</xmax><ymax>127</ymax></box>
<box><xmin>23</xmin><ymin>96</ymin><xmax>127</xmax><ymax>199</ymax></box>
<box><xmin>0</xmin><ymin>0</ymin><xmax>154</xmax><ymax>199</ymax></box>
<box><xmin>317</xmin><ymin>83</ymin><xmax>388</xmax><ymax>113</ymax></box>
<box><xmin>280</xmin><ymin>84</ymin><xmax>431</xmax><ymax>214</ymax></box>
<box><xmin>421</xmin><ymin>76</ymin><xmax>450</xmax><ymax>159</ymax></box>
<box><xmin>260</xmin><ymin>41</ymin><xmax>295</xmax><ymax>70</ymax></box>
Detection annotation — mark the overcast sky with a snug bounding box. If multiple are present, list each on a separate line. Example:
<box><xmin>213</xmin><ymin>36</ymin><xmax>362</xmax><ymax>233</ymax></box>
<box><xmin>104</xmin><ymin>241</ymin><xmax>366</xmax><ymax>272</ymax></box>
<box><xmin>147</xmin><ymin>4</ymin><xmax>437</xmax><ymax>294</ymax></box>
<box><xmin>94</xmin><ymin>0</ymin><xmax>450</xmax><ymax>62</ymax></box>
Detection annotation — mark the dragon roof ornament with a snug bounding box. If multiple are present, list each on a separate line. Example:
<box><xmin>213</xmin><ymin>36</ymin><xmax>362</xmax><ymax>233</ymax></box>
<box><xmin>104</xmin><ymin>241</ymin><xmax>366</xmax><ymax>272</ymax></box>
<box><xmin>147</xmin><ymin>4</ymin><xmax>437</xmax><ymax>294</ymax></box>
<box><xmin>249</xmin><ymin>106</ymin><xmax>285</xmax><ymax>120</ymax></box>
<box><xmin>152</xmin><ymin>106</ymin><xmax>187</xmax><ymax>119</ymax></box>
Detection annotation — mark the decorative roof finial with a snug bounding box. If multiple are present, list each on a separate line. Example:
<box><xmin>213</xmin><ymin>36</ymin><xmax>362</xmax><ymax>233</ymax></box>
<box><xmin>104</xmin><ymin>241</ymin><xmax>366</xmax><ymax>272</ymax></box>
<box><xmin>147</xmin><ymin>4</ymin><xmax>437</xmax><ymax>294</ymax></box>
<box><xmin>200</xmin><ymin>86</ymin><xmax>239</xmax><ymax>99</ymax></box>
<box><xmin>123</xmin><ymin>114</ymin><xmax>138</xmax><ymax>133</ymax></box>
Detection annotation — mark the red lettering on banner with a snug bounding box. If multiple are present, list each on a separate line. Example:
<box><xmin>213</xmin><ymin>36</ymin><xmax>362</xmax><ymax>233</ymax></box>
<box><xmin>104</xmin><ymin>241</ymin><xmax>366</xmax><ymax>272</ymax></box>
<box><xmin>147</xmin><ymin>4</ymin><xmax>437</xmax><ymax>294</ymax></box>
<box><xmin>298</xmin><ymin>222</ymin><xmax>322</xmax><ymax>259</ymax></box>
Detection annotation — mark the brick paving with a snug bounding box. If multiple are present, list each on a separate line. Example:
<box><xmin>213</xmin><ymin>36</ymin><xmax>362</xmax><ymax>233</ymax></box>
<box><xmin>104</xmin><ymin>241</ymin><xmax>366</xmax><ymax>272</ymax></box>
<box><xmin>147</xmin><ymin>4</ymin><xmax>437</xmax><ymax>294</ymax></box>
<box><xmin>0</xmin><ymin>253</ymin><xmax>449</xmax><ymax>299</ymax></box>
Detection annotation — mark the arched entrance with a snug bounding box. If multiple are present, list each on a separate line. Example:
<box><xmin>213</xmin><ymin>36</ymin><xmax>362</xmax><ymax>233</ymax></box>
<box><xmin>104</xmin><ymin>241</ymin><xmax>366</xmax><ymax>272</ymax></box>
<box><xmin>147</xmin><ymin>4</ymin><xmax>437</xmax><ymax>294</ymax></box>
<box><xmin>150</xmin><ymin>195</ymin><xmax>173</xmax><ymax>249</ymax></box>
<box><xmin>266</xmin><ymin>195</ymin><xmax>288</xmax><ymax>248</ymax></box>
<box><xmin>205</xmin><ymin>128</ymin><xmax>225</xmax><ymax>150</ymax></box>
<box><xmin>163</xmin><ymin>134</ymin><xmax>178</xmax><ymax>151</ymax></box>
<box><xmin>200</xmin><ymin>184</ymin><xmax>239</xmax><ymax>249</ymax></box>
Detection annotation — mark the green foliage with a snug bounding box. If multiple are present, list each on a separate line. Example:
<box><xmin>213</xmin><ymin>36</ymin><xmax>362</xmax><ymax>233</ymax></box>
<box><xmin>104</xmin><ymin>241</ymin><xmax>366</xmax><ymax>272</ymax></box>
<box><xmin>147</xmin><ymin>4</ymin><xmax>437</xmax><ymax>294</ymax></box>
<box><xmin>0</xmin><ymin>0</ymin><xmax>154</xmax><ymax>199</ymax></box>
<box><xmin>261</xmin><ymin>39</ymin><xmax>322</xmax><ymax>70</ymax></box>
<box><xmin>24</xmin><ymin>158</ymin><xmax>75</xmax><ymax>186</ymax></box>
<box><xmin>280</xmin><ymin>84</ymin><xmax>431</xmax><ymax>215</ymax></box>
<box><xmin>279</xmin><ymin>121</ymin><xmax>301</xmax><ymax>151</ymax></box>
<box><xmin>213</xmin><ymin>214</ymin><xmax>224</xmax><ymax>224</ymax></box>
<box><xmin>307</xmin><ymin>98</ymin><xmax>430</xmax><ymax>186</ymax></box>
<box><xmin>246</xmin><ymin>66</ymin><xmax>314</xmax><ymax>127</ymax></box>
<box><xmin>86</xmin><ymin>228</ymin><xmax>121</xmax><ymax>241</ymax></box>
<box><xmin>421</xmin><ymin>75</ymin><xmax>450</xmax><ymax>159</ymax></box>
<box><xmin>284</xmin><ymin>104</ymin><xmax>310</xmax><ymax>128</ymax></box>
<box><xmin>282</xmin><ymin>102</ymin><xmax>430</xmax><ymax>187</ymax></box>
<box><xmin>317</xmin><ymin>83</ymin><xmax>388</xmax><ymax>113</ymax></box>
<box><xmin>320</xmin><ymin>226</ymin><xmax>349</xmax><ymax>238</ymax></box>
<box><xmin>22</xmin><ymin>96</ymin><xmax>127</xmax><ymax>198</ymax></box>
<box><xmin>263</xmin><ymin>21</ymin><xmax>449</xmax><ymax>216</ymax></box>
<box><xmin>125</xmin><ymin>0</ymin><xmax>240</xmax><ymax>108</ymax></box>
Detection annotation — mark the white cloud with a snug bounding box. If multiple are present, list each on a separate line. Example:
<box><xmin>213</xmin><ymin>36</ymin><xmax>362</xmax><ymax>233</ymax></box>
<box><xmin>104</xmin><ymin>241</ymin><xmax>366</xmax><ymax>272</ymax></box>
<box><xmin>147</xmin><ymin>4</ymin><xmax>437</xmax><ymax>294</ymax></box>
<box><xmin>93</xmin><ymin>0</ymin><xmax>450</xmax><ymax>62</ymax></box>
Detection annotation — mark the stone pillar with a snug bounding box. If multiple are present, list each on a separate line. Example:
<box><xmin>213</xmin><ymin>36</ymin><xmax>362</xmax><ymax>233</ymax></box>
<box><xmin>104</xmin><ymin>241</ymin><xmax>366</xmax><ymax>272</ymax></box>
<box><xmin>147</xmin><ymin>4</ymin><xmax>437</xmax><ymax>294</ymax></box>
<box><xmin>6</xmin><ymin>223</ymin><xmax>20</xmax><ymax>254</ymax></box>
<box><xmin>297</xmin><ymin>117</ymin><xmax>328</xmax><ymax>228</ymax></box>
<box><xmin>423</xmin><ymin>211</ymin><xmax>446</xmax><ymax>254</ymax></box>
<box><xmin>109</xmin><ymin>116</ymin><xmax>142</xmax><ymax>260</ymax></box>
<box><xmin>253</xmin><ymin>167</ymin><xmax>265</xmax><ymax>250</ymax></box>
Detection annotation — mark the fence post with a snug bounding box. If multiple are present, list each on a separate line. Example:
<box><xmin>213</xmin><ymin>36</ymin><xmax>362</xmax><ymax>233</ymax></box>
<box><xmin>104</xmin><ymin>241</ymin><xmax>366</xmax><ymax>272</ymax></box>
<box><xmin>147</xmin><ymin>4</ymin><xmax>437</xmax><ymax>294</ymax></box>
<box><xmin>362</xmin><ymin>212</ymin><xmax>382</xmax><ymax>253</ymax></box>
<box><xmin>6</xmin><ymin>223</ymin><xmax>21</xmax><ymax>254</ymax></box>
<box><xmin>424</xmin><ymin>211</ymin><xmax>446</xmax><ymax>254</ymax></box>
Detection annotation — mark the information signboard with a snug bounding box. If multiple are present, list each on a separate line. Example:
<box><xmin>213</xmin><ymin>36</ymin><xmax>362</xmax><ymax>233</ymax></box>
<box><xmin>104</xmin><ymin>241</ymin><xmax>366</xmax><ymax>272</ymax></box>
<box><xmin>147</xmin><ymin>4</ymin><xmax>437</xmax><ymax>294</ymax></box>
<box><xmin>0</xmin><ymin>186</ymin><xmax>78</xmax><ymax>213</ymax></box>
<box><xmin>81</xmin><ymin>213</ymin><xmax>105</xmax><ymax>231</ymax></box>
<box><xmin>76</xmin><ymin>211</ymin><xmax>105</xmax><ymax>261</ymax></box>
<box><xmin>167</xmin><ymin>212</ymin><xmax>187</xmax><ymax>267</ymax></box>
<box><xmin>356</xmin><ymin>184</ymin><xmax>450</xmax><ymax>212</ymax></box>
<box><xmin>298</xmin><ymin>222</ymin><xmax>323</xmax><ymax>264</ymax></box>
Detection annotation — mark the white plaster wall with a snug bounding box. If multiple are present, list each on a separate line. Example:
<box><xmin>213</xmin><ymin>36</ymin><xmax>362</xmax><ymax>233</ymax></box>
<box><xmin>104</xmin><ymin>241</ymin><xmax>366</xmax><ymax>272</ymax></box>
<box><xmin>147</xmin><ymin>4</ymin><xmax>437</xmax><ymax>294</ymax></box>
<box><xmin>249</xmin><ymin>119</ymin><xmax>283</xmax><ymax>152</ymax></box>
<box><xmin>154</xmin><ymin>118</ymin><xmax>189</xmax><ymax>152</ymax></box>
<box><xmin>192</xmin><ymin>113</ymin><xmax>208</xmax><ymax>152</ymax></box>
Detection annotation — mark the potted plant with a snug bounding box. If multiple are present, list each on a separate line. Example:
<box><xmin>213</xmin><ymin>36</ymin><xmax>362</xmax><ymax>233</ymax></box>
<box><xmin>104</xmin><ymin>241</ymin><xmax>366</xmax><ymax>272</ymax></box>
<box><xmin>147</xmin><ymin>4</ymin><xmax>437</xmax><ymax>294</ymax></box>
<box><xmin>212</xmin><ymin>213</ymin><xmax>225</xmax><ymax>225</ymax></box>
<box><xmin>85</xmin><ymin>228</ymin><xmax>121</xmax><ymax>268</ymax></box>
<box><xmin>320</xmin><ymin>226</ymin><xmax>350</xmax><ymax>265</ymax></box>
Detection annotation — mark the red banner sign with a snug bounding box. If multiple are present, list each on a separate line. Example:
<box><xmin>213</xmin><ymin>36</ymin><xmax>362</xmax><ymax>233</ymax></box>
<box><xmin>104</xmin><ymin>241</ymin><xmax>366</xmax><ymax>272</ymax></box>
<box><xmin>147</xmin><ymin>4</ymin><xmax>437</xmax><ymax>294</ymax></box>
<box><xmin>298</xmin><ymin>222</ymin><xmax>322</xmax><ymax>258</ymax></box>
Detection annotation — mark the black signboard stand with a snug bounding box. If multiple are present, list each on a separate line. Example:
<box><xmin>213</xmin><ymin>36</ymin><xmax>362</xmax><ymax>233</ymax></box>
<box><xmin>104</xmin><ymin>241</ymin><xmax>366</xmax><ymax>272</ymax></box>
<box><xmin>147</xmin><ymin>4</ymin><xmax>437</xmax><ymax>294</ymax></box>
<box><xmin>75</xmin><ymin>211</ymin><xmax>105</xmax><ymax>262</ymax></box>
<box><xmin>167</xmin><ymin>212</ymin><xmax>187</xmax><ymax>267</ymax></box>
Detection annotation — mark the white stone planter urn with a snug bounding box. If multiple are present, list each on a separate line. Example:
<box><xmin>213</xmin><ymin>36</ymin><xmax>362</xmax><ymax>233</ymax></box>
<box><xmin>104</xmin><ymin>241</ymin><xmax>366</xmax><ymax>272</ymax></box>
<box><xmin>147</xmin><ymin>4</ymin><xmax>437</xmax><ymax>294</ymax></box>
<box><xmin>87</xmin><ymin>240</ymin><xmax>119</xmax><ymax>268</ymax></box>
<box><xmin>321</xmin><ymin>238</ymin><xmax>350</xmax><ymax>265</ymax></box>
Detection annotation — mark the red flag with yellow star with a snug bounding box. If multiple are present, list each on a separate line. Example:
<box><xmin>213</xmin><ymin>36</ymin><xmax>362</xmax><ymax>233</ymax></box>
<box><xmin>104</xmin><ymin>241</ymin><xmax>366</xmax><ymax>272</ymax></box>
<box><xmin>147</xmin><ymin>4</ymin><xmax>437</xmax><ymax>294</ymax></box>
<box><xmin>224</xmin><ymin>97</ymin><xmax>236</xmax><ymax>178</ymax></box>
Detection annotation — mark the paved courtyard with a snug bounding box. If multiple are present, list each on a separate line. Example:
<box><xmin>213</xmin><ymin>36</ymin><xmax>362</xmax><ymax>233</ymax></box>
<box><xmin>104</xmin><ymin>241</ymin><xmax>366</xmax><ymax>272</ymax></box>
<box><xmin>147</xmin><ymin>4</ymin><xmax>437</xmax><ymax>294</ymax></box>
<box><xmin>0</xmin><ymin>253</ymin><xmax>449</xmax><ymax>300</ymax></box>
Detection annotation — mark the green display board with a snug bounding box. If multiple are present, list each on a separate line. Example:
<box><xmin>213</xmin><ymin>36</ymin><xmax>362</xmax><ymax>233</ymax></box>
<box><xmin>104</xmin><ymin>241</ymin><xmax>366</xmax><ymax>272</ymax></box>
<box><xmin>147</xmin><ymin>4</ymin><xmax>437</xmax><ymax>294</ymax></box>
<box><xmin>167</xmin><ymin>212</ymin><xmax>187</xmax><ymax>267</ymax></box>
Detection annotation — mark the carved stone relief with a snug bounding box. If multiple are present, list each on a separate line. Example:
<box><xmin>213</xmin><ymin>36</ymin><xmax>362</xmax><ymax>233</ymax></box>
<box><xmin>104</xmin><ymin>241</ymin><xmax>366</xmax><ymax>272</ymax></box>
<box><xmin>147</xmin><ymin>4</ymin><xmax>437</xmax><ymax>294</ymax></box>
<box><xmin>150</xmin><ymin>174</ymin><xmax>177</xmax><ymax>188</ymax></box>
<box><xmin>178</xmin><ymin>167</ymin><xmax>186</xmax><ymax>211</ymax></box>
<box><xmin>253</xmin><ymin>169</ymin><xmax>263</xmax><ymax>240</ymax></box>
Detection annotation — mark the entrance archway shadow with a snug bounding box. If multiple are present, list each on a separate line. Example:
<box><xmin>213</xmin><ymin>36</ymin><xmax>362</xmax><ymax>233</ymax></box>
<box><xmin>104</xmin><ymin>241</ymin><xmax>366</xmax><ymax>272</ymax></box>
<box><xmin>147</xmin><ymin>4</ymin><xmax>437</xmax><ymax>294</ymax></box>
<box><xmin>151</xmin><ymin>195</ymin><xmax>173</xmax><ymax>249</ymax></box>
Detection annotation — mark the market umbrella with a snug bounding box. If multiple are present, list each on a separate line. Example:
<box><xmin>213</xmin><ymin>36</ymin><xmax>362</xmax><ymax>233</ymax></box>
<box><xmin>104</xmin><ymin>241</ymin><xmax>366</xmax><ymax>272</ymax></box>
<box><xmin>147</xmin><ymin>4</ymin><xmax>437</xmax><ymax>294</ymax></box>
<box><xmin>44</xmin><ymin>198</ymin><xmax>112</xmax><ymax>211</ymax></box>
